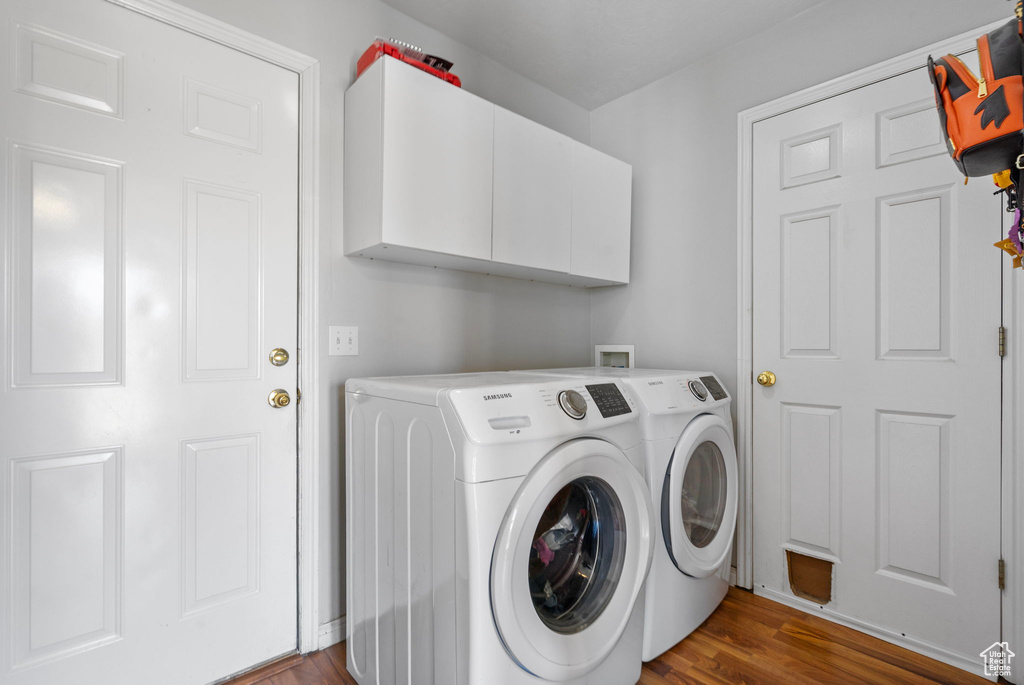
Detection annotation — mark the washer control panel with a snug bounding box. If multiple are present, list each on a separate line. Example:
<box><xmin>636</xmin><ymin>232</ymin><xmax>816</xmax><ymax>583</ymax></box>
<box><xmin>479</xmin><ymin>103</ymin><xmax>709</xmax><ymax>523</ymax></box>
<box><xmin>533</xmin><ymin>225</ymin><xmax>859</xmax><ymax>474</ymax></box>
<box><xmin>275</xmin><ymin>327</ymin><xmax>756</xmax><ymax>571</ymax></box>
<box><xmin>585</xmin><ymin>383</ymin><xmax>632</xmax><ymax>418</ymax></box>
<box><xmin>557</xmin><ymin>389</ymin><xmax>588</xmax><ymax>420</ymax></box>
<box><xmin>446</xmin><ymin>379</ymin><xmax>638</xmax><ymax>445</ymax></box>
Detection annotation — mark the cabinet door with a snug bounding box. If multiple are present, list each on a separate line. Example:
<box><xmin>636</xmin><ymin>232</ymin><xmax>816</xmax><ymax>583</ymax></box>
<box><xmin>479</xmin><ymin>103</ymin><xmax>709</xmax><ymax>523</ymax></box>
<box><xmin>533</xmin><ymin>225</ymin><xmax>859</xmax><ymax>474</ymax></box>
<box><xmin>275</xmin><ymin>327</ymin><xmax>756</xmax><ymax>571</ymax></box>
<box><xmin>571</xmin><ymin>143</ymin><xmax>632</xmax><ymax>283</ymax></box>
<box><xmin>492</xmin><ymin>107</ymin><xmax>572</xmax><ymax>272</ymax></box>
<box><xmin>380</xmin><ymin>59</ymin><xmax>493</xmax><ymax>260</ymax></box>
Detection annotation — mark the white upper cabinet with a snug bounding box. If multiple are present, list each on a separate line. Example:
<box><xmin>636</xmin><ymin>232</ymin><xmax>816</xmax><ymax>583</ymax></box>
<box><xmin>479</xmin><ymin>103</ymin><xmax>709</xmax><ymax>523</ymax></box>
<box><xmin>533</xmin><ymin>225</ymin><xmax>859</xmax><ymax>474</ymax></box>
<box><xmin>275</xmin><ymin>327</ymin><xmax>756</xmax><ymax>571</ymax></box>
<box><xmin>571</xmin><ymin>142</ymin><xmax>632</xmax><ymax>284</ymax></box>
<box><xmin>345</xmin><ymin>57</ymin><xmax>493</xmax><ymax>261</ymax></box>
<box><xmin>492</xmin><ymin>107</ymin><xmax>572</xmax><ymax>273</ymax></box>
<box><xmin>344</xmin><ymin>55</ymin><xmax>632</xmax><ymax>287</ymax></box>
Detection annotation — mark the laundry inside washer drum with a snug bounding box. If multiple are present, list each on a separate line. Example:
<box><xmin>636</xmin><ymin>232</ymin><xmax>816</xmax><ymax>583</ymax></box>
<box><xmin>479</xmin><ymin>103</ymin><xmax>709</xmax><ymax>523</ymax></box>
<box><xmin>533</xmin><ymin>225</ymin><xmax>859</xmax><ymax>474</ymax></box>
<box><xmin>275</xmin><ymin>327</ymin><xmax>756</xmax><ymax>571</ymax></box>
<box><xmin>528</xmin><ymin>477</ymin><xmax>627</xmax><ymax>634</ymax></box>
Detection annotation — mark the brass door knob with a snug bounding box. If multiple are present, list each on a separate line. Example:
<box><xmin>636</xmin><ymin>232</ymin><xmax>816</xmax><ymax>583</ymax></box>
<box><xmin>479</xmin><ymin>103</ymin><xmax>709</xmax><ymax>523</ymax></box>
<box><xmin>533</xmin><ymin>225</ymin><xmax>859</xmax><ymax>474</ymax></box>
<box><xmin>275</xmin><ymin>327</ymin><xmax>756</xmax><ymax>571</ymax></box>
<box><xmin>269</xmin><ymin>348</ymin><xmax>290</xmax><ymax>366</ymax></box>
<box><xmin>268</xmin><ymin>389</ymin><xmax>291</xmax><ymax>408</ymax></box>
<box><xmin>756</xmin><ymin>371</ymin><xmax>777</xmax><ymax>387</ymax></box>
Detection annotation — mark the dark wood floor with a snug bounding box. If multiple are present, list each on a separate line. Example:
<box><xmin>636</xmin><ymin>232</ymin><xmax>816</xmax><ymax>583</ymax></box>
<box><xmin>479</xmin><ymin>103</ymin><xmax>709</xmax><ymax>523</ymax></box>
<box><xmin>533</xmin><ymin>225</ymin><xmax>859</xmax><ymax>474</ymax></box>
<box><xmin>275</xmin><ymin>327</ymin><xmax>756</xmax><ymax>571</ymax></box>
<box><xmin>226</xmin><ymin>587</ymin><xmax>989</xmax><ymax>685</ymax></box>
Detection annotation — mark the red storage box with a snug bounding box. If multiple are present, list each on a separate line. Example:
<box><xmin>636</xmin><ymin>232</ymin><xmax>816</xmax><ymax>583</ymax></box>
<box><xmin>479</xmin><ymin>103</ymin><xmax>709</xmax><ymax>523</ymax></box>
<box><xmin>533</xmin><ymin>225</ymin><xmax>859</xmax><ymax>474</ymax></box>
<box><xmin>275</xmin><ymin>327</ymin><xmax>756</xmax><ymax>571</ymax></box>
<box><xmin>356</xmin><ymin>40</ymin><xmax>462</xmax><ymax>87</ymax></box>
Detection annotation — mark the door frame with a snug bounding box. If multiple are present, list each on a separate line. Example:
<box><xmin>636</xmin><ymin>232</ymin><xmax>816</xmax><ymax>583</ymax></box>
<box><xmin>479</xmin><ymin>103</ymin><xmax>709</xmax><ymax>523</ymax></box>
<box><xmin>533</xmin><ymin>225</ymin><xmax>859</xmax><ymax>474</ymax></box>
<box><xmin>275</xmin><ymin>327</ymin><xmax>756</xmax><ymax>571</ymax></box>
<box><xmin>104</xmin><ymin>0</ymin><xmax>323</xmax><ymax>653</ymax></box>
<box><xmin>735</xmin><ymin>16</ymin><xmax>1019</xmax><ymax>660</ymax></box>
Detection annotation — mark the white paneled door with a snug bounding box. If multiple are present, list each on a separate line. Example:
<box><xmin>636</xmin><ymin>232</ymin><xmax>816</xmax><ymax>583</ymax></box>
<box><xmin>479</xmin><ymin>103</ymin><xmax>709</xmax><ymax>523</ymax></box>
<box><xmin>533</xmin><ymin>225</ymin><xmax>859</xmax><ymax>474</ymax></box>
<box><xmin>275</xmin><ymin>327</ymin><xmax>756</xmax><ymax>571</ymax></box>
<box><xmin>0</xmin><ymin>1</ymin><xmax>299</xmax><ymax>683</ymax></box>
<box><xmin>752</xmin><ymin>65</ymin><xmax>1002</xmax><ymax>672</ymax></box>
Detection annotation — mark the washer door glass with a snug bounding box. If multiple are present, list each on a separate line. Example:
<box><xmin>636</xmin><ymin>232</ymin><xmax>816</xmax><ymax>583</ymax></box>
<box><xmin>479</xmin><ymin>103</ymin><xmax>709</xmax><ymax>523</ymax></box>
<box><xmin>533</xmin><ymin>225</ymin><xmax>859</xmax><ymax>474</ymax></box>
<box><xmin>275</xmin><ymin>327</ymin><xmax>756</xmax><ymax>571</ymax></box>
<box><xmin>489</xmin><ymin>438</ymin><xmax>654</xmax><ymax>682</ymax></box>
<box><xmin>529</xmin><ymin>477</ymin><xmax>626</xmax><ymax>634</ymax></box>
<box><xmin>680</xmin><ymin>441</ymin><xmax>727</xmax><ymax>549</ymax></box>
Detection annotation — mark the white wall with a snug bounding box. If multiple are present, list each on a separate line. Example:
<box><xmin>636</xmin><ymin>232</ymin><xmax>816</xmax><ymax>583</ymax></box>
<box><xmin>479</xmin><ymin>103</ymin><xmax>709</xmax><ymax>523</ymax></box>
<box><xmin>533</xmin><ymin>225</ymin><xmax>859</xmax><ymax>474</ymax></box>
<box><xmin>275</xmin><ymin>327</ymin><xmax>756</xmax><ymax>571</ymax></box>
<box><xmin>172</xmin><ymin>0</ymin><xmax>594</xmax><ymax>633</ymax></box>
<box><xmin>171</xmin><ymin>0</ymin><xmax>1015</xmax><ymax>645</ymax></box>
<box><xmin>588</xmin><ymin>0</ymin><xmax>1010</xmax><ymax>401</ymax></box>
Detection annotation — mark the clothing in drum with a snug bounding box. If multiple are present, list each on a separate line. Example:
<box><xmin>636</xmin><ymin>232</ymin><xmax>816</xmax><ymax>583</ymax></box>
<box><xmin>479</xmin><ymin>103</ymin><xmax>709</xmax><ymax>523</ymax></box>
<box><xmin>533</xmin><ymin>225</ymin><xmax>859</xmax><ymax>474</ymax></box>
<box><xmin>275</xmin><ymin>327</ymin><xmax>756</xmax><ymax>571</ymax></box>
<box><xmin>528</xmin><ymin>477</ymin><xmax>627</xmax><ymax>634</ymax></box>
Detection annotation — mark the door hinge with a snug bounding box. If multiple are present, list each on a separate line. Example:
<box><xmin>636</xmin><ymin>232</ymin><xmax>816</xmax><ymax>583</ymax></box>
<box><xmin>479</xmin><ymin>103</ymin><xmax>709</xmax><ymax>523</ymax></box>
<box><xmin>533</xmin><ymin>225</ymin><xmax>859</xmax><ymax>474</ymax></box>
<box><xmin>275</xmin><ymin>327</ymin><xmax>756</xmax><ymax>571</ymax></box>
<box><xmin>999</xmin><ymin>326</ymin><xmax>1007</xmax><ymax>358</ymax></box>
<box><xmin>999</xmin><ymin>558</ymin><xmax>1006</xmax><ymax>590</ymax></box>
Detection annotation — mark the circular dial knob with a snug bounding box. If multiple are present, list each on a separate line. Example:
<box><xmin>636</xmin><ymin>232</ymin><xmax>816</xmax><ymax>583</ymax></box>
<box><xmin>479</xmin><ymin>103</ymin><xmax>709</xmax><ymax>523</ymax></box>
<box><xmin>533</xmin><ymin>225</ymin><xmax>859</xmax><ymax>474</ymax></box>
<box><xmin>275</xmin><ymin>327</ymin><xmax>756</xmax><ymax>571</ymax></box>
<box><xmin>688</xmin><ymin>380</ymin><xmax>708</xmax><ymax>401</ymax></box>
<box><xmin>557</xmin><ymin>389</ymin><xmax>587</xmax><ymax>420</ymax></box>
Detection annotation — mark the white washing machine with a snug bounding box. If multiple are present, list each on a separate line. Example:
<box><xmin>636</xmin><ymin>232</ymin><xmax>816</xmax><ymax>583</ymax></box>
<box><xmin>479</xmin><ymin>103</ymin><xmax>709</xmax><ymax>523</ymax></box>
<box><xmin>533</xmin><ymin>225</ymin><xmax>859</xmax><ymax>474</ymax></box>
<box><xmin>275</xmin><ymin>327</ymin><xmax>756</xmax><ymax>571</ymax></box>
<box><xmin>345</xmin><ymin>372</ymin><xmax>655</xmax><ymax>685</ymax></box>
<box><xmin>515</xmin><ymin>368</ymin><xmax>737</xmax><ymax>661</ymax></box>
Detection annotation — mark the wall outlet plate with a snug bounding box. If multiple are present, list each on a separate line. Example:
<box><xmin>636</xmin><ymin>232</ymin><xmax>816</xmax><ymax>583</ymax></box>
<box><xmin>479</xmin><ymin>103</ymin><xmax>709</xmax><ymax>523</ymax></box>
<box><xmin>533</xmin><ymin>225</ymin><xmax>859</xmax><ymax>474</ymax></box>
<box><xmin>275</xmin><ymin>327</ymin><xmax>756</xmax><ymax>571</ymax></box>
<box><xmin>329</xmin><ymin>326</ymin><xmax>358</xmax><ymax>356</ymax></box>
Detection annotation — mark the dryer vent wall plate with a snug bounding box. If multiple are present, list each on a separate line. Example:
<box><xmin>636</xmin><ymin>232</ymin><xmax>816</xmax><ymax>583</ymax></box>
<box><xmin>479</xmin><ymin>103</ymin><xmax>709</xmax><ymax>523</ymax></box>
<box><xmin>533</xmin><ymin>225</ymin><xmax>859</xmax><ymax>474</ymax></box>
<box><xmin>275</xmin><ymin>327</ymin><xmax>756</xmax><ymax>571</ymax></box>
<box><xmin>595</xmin><ymin>344</ymin><xmax>634</xmax><ymax>368</ymax></box>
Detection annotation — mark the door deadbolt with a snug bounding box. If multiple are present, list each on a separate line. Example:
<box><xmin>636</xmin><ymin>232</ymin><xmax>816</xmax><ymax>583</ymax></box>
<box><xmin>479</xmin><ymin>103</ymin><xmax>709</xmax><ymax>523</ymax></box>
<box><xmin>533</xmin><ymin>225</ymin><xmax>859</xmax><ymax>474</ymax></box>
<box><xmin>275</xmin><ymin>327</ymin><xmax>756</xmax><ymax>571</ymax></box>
<box><xmin>269</xmin><ymin>348</ymin><xmax>290</xmax><ymax>366</ymax></box>
<box><xmin>268</xmin><ymin>389</ymin><xmax>291</xmax><ymax>408</ymax></box>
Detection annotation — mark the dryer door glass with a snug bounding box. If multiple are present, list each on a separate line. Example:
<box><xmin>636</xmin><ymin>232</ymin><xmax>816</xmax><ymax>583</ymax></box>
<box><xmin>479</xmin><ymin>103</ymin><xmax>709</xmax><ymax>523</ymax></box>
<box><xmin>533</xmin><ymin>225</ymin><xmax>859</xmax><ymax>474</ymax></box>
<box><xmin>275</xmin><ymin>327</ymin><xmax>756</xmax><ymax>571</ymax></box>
<box><xmin>662</xmin><ymin>415</ymin><xmax>737</xmax><ymax>578</ymax></box>
<box><xmin>529</xmin><ymin>476</ymin><xmax>626</xmax><ymax>634</ymax></box>
<box><xmin>680</xmin><ymin>441</ymin><xmax>727</xmax><ymax>548</ymax></box>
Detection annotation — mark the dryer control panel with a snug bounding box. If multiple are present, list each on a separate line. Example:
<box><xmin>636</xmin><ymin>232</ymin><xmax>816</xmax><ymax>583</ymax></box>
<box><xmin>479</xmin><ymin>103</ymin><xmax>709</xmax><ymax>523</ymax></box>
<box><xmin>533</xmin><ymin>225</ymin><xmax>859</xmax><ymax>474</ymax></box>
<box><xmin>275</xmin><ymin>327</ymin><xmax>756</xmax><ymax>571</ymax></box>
<box><xmin>699</xmin><ymin>375</ymin><xmax>728</xmax><ymax>401</ymax></box>
<box><xmin>624</xmin><ymin>373</ymin><xmax>730</xmax><ymax>415</ymax></box>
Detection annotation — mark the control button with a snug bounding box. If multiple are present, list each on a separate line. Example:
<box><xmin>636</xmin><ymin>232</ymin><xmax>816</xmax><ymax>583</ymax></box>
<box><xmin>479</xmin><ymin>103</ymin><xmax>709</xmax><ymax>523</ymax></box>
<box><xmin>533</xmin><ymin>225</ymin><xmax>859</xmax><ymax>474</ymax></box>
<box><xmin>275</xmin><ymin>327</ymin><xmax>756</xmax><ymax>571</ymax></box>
<box><xmin>688</xmin><ymin>380</ymin><xmax>708</xmax><ymax>402</ymax></box>
<box><xmin>558</xmin><ymin>389</ymin><xmax>587</xmax><ymax>420</ymax></box>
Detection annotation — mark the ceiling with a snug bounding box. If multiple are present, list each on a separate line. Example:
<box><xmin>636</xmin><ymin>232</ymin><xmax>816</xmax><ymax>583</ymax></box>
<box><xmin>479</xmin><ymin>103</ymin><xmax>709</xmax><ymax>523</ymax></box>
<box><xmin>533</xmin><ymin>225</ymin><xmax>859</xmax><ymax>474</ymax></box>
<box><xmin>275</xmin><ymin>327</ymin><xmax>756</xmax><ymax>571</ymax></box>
<box><xmin>379</xmin><ymin>0</ymin><xmax>826</xmax><ymax>110</ymax></box>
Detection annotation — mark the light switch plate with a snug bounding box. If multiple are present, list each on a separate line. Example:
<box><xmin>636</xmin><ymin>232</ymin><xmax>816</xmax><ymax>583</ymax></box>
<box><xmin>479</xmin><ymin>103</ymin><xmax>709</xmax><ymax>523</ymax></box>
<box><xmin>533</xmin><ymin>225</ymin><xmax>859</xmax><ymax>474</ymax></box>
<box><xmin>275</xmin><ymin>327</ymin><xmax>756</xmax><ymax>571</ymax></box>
<box><xmin>329</xmin><ymin>326</ymin><xmax>358</xmax><ymax>356</ymax></box>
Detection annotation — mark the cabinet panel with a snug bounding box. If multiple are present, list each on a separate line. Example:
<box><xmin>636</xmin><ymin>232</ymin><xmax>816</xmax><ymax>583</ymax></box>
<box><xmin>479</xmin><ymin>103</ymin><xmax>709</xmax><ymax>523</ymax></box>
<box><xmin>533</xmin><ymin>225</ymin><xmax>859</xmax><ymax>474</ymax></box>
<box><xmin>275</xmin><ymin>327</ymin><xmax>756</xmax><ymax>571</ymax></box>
<box><xmin>343</xmin><ymin>62</ymin><xmax>383</xmax><ymax>255</ymax></box>
<box><xmin>492</xmin><ymin>107</ymin><xmax>571</xmax><ymax>272</ymax></box>
<box><xmin>343</xmin><ymin>56</ymin><xmax>631</xmax><ymax>287</ymax></box>
<box><xmin>381</xmin><ymin>59</ymin><xmax>493</xmax><ymax>260</ymax></box>
<box><xmin>571</xmin><ymin>143</ymin><xmax>632</xmax><ymax>283</ymax></box>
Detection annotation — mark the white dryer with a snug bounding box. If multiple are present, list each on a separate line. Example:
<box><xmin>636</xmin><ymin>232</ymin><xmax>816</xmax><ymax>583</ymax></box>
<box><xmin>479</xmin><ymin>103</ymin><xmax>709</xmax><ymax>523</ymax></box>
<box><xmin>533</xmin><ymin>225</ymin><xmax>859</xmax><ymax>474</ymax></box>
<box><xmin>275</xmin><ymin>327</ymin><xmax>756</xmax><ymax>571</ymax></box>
<box><xmin>516</xmin><ymin>368</ymin><xmax>737</xmax><ymax>661</ymax></box>
<box><xmin>345</xmin><ymin>372</ymin><xmax>655</xmax><ymax>685</ymax></box>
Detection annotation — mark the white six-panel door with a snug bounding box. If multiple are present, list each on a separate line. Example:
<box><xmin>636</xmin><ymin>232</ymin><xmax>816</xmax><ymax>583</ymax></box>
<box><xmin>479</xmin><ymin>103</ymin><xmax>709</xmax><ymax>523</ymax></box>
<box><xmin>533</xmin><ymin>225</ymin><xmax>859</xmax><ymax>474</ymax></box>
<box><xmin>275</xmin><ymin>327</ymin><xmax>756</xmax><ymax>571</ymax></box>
<box><xmin>752</xmin><ymin>65</ymin><xmax>1001</xmax><ymax>674</ymax></box>
<box><xmin>0</xmin><ymin>0</ymin><xmax>299</xmax><ymax>683</ymax></box>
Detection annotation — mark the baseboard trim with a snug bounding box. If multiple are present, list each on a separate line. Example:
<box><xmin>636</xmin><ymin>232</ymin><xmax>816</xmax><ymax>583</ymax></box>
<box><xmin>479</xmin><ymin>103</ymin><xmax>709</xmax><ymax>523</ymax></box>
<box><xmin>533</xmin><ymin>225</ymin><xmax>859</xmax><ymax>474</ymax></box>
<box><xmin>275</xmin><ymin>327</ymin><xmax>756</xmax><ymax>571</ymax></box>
<box><xmin>754</xmin><ymin>587</ymin><xmax>994</xmax><ymax>681</ymax></box>
<box><xmin>318</xmin><ymin>617</ymin><xmax>346</xmax><ymax>651</ymax></box>
<box><xmin>212</xmin><ymin>652</ymin><xmax>302</xmax><ymax>685</ymax></box>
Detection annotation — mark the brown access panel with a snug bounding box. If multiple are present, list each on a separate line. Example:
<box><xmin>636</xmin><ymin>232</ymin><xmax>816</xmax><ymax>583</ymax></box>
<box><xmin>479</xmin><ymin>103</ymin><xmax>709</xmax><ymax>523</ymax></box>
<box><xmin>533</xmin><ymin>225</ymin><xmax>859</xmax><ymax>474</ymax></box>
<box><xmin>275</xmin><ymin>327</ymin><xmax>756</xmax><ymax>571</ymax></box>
<box><xmin>786</xmin><ymin>550</ymin><xmax>833</xmax><ymax>605</ymax></box>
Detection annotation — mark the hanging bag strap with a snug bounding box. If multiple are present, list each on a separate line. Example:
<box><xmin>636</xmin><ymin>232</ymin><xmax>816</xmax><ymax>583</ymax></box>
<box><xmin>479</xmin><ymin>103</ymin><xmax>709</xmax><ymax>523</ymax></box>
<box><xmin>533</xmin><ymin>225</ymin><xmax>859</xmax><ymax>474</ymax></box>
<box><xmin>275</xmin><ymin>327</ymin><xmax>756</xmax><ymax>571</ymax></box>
<box><xmin>1013</xmin><ymin>2</ymin><xmax>1024</xmax><ymax>196</ymax></box>
<box><xmin>1013</xmin><ymin>1</ymin><xmax>1024</xmax><ymax>188</ymax></box>
<box><xmin>1013</xmin><ymin>0</ymin><xmax>1024</xmax><ymax>245</ymax></box>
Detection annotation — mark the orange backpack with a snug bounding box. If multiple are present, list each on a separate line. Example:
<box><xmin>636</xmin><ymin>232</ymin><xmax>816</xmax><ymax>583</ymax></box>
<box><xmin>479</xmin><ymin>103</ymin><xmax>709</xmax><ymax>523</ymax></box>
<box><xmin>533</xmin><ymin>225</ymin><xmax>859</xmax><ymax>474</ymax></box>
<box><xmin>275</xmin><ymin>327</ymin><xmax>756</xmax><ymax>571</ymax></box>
<box><xmin>928</xmin><ymin>14</ymin><xmax>1024</xmax><ymax>177</ymax></box>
